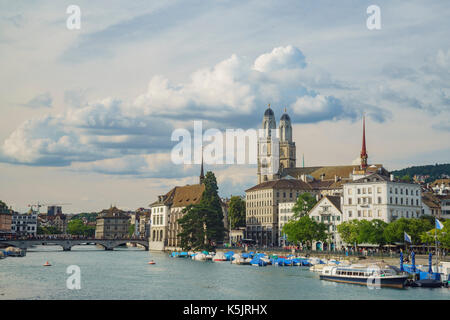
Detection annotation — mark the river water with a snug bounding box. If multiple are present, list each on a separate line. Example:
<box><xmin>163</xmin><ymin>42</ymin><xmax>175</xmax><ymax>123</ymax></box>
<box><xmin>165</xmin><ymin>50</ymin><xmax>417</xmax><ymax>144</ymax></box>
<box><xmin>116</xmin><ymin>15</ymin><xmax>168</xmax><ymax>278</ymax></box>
<box><xmin>1</xmin><ymin>245</ymin><xmax>449</xmax><ymax>300</ymax></box>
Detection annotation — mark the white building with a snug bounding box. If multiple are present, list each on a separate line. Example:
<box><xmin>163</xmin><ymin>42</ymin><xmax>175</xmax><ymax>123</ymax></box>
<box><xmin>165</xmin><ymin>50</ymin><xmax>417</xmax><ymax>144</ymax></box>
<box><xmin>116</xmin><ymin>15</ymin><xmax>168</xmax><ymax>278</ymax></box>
<box><xmin>309</xmin><ymin>196</ymin><xmax>343</xmax><ymax>251</ymax></box>
<box><xmin>149</xmin><ymin>194</ymin><xmax>172</xmax><ymax>251</ymax></box>
<box><xmin>342</xmin><ymin>173</ymin><xmax>422</xmax><ymax>223</ymax></box>
<box><xmin>11</xmin><ymin>212</ymin><xmax>38</xmax><ymax>237</ymax></box>
<box><xmin>278</xmin><ymin>202</ymin><xmax>295</xmax><ymax>246</ymax></box>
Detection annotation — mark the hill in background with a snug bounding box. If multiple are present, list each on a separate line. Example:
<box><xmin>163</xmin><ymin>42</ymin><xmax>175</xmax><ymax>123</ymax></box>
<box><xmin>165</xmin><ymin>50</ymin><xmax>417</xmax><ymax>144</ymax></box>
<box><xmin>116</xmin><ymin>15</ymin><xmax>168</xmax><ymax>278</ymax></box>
<box><xmin>391</xmin><ymin>163</ymin><xmax>450</xmax><ymax>183</ymax></box>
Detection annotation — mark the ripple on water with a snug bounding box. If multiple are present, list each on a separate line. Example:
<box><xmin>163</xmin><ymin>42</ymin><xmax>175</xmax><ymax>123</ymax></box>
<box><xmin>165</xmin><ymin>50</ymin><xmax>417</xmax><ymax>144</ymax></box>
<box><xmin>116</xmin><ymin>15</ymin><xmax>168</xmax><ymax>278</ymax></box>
<box><xmin>1</xmin><ymin>246</ymin><xmax>449</xmax><ymax>300</ymax></box>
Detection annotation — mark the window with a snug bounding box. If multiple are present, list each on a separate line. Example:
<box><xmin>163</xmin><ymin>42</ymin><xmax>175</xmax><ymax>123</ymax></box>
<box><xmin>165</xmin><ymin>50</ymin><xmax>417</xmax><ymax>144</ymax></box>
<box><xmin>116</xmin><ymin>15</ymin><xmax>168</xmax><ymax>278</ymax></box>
<box><xmin>358</xmin><ymin>210</ymin><xmax>361</xmax><ymax>217</ymax></box>
<box><xmin>348</xmin><ymin>211</ymin><xmax>352</xmax><ymax>217</ymax></box>
<box><xmin>357</xmin><ymin>189</ymin><xmax>361</xmax><ymax>194</ymax></box>
<box><xmin>377</xmin><ymin>187</ymin><xmax>382</xmax><ymax>194</ymax></box>
<box><xmin>348</xmin><ymin>198</ymin><xmax>352</xmax><ymax>205</ymax></box>
<box><xmin>378</xmin><ymin>197</ymin><xmax>382</xmax><ymax>204</ymax></box>
<box><xmin>368</xmin><ymin>188</ymin><xmax>372</xmax><ymax>194</ymax></box>
<box><xmin>348</xmin><ymin>188</ymin><xmax>352</xmax><ymax>195</ymax></box>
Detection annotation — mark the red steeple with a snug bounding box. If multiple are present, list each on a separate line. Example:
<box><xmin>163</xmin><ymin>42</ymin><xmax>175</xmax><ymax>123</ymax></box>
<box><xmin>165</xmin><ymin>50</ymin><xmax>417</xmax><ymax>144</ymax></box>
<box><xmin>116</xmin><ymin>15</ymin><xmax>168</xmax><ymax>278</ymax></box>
<box><xmin>360</xmin><ymin>115</ymin><xmax>368</xmax><ymax>169</ymax></box>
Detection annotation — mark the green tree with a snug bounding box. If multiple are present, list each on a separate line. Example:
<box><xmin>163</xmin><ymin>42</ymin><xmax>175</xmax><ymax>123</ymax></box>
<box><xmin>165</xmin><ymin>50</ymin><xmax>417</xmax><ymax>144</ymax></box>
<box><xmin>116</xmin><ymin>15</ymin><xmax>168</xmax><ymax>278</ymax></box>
<box><xmin>0</xmin><ymin>200</ymin><xmax>10</xmax><ymax>213</ymax></box>
<box><xmin>177</xmin><ymin>171</ymin><xmax>225</xmax><ymax>250</ymax></box>
<box><xmin>128</xmin><ymin>224</ymin><xmax>135</xmax><ymax>237</ymax></box>
<box><xmin>292</xmin><ymin>192</ymin><xmax>317</xmax><ymax>218</ymax></box>
<box><xmin>37</xmin><ymin>226</ymin><xmax>61</xmax><ymax>235</ymax></box>
<box><xmin>420</xmin><ymin>220</ymin><xmax>450</xmax><ymax>250</ymax></box>
<box><xmin>400</xmin><ymin>175</ymin><xmax>411</xmax><ymax>182</ymax></box>
<box><xmin>67</xmin><ymin>219</ymin><xmax>85</xmax><ymax>235</ymax></box>
<box><xmin>67</xmin><ymin>219</ymin><xmax>95</xmax><ymax>236</ymax></box>
<box><xmin>282</xmin><ymin>216</ymin><xmax>327</xmax><ymax>249</ymax></box>
<box><xmin>337</xmin><ymin>220</ymin><xmax>360</xmax><ymax>247</ymax></box>
<box><xmin>369</xmin><ymin>219</ymin><xmax>388</xmax><ymax>246</ymax></box>
<box><xmin>178</xmin><ymin>204</ymin><xmax>210</xmax><ymax>251</ymax></box>
<box><xmin>228</xmin><ymin>196</ymin><xmax>246</xmax><ymax>229</ymax></box>
<box><xmin>383</xmin><ymin>218</ymin><xmax>431</xmax><ymax>245</ymax></box>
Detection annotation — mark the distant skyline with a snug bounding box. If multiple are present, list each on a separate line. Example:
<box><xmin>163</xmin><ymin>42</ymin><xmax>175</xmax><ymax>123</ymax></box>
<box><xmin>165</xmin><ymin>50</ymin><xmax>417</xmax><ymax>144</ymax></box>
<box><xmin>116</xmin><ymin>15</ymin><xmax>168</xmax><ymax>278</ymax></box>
<box><xmin>1</xmin><ymin>1</ymin><xmax>449</xmax><ymax>213</ymax></box>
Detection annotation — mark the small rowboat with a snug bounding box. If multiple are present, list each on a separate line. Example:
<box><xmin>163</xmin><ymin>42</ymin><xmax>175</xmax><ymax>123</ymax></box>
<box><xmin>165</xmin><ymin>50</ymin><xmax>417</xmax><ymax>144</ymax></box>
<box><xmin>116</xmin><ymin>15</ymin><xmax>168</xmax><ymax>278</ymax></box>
<box><xmin>148</xmin><ymin>261</ymin><xmax>156</xmax><ymax>265</ymax></box>
<box><xmin>43</xmin><ymin>261</ymin><xmax>52</xmax><ymax>266</ymax></box>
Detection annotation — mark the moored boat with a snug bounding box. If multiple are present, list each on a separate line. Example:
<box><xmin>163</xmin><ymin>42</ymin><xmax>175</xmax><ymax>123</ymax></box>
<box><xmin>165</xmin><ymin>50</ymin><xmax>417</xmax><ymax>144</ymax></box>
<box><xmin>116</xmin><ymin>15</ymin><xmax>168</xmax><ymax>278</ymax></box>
<box><xmin>320</xmin><ymin>265</ymin><xmax>409</xmax><ymax>289</ymax></box>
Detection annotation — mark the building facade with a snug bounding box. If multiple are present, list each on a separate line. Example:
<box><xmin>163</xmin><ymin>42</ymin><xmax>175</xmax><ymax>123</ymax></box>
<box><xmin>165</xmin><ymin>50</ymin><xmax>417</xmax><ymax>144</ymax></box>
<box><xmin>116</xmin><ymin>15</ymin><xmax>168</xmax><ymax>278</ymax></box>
<box><xmin>278</xmin><ymin>201</ymin><xmax>295</xmax><ymax>246</ymax></box>
<box><xmin>12</xmin><ymin>212</ymin><xmax>38</xmax><ymax>237</ymax></box>
<box><xmin>95</xmin><ymin>207</ymin><xmax>130</xmax><ymax>239</ymax></box>
<box><xmin>309</xmin><ymin>196</ymin><xmax>343</xmax><ymax>251</ymax></box>
<box><xmin>245</xmin><ymin>179</ymin><xmax>312</xmax><ymax>246</ymax></box>
<box><xmin>342</xmin><ymin>173</ymin><xmax>422</xmax><ymax>223</ymax></box>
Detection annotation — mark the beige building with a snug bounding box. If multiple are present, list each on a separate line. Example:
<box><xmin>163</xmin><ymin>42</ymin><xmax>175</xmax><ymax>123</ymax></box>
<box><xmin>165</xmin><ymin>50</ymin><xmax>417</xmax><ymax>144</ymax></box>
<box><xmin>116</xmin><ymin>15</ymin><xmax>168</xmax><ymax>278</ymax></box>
<box><xmin>245</xmin><ymin>179</ymin><xmax>312</xmax><ymax>246</ymax></box>
<box><xmin>149</xmin><ymin>183</ymin><xmax>206</xmax><ymax>251</ymax></box>
<box><xmin>95</xmin><ymin>206</ymin><xmax>130</xmax><ymax>239</ymax></box>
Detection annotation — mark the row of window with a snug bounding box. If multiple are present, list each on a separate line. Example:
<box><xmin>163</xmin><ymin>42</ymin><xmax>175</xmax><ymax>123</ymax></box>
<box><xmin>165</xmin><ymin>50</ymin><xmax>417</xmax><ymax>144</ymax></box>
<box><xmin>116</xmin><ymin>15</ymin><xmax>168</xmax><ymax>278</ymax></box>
<box><xmin>152</xmin><ymin>207</ymin><xmax>165</xmax><ymax>213</ymax></box>
<box><xmin>348</xmin><ymin>186</ymin><xmax>420</xmax><ymax>196</ymax></box>
<box><xmin>152</xmin><ymin>215</ymin><xmax>164</xmax><ymax>226</ymax></box>
<box><xmin>247</xmin><ymin>216</ymin><xmax>273</xmax><ymax>224</ymax></box>
<box><xmin>347</xmin><ymin>197</ymin><xmax>420</xmax><ymax>206</ymax></box>
<box><xmin>311</xmin><ymin>215</ymin><xmax>341</xmax><ymax>222</ymax></box>
<box><xmin>247</xmin><ymin>191</ymin><xmax>301</xmax><ymax>200</ymax></box>
<box><xmin>11</xmin><ymin>226</ymin><xmax>36</xmax><ymax>231</ymax></box>
<box><xmin>247</xmin><ymin>208</ymin><xmax>274</xmax><ymax>216</ymax></box>
<box><xmin>348</xmin><ymin>210</ymin><xmax>382</xmax><ymax>218</ymax></box>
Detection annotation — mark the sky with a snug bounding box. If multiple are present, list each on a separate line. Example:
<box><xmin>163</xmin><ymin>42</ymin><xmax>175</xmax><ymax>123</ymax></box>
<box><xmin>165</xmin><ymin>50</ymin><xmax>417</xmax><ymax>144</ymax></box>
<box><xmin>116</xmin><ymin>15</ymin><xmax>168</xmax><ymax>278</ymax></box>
<box><xmin>0</xmin><ymin>0</ymin><xmax>449</xmax><ymax>213</ymax></box>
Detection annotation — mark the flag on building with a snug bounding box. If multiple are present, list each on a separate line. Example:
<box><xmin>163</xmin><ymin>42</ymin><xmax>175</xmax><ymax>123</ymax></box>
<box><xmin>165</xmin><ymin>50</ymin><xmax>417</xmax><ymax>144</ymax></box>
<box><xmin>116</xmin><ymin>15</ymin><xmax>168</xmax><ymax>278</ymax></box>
<box><xmin>436</xmin><ymin>219</ymin><xmax>444</xmax><ymax>230</ymax></box>
<box><xmin>404</xmin><ymin>232</ymin><xmax>412</xmax><ymax>243</ymax></box>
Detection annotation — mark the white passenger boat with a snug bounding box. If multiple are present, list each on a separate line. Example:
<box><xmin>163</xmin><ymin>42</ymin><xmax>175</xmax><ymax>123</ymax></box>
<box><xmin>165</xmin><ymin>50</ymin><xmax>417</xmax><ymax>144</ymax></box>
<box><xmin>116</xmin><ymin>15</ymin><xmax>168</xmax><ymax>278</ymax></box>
<box><xmin>320</xmin><ymin>265</ymin><xmax>409</xmax><ymax>289</ymax></box>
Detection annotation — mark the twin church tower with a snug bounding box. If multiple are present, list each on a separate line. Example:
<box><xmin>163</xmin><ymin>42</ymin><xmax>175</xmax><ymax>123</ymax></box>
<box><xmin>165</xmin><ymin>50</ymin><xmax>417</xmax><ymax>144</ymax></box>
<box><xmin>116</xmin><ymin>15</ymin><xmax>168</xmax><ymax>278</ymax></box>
<box><xmin>257</xmin><ymin>105</ymin><xmax>296</xmax><ymax>184</ymax></box>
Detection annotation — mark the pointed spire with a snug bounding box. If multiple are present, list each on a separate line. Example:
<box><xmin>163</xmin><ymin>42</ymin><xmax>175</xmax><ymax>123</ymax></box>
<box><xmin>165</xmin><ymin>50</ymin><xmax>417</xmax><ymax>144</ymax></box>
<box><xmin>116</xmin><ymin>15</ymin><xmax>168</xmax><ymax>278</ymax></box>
<box><xmin>199</xmin><ymin>147</ymin><xmax>205</xmax><ymax>184</ymax></box>
<box><xmin>360</xmin><ymin>115</ymin><xmax>368</xmax><ymax>170</ymax></box>
<box><xmin>302</xmin><ymin>154</ymin><xmax>305</xmax><ymax>168</ymax></box>
<box><xmin>284</xmin><ymin>107</ymin><xmax>287</xmax><ymax>113</ymax></box>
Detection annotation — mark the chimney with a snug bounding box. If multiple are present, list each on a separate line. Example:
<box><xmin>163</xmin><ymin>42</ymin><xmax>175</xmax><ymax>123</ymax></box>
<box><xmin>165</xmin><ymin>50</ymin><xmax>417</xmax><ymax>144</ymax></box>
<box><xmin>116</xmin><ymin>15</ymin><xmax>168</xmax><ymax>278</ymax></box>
<box><xmin>390</xmin><ymin>174</ymin><xmax>394</xmax><ymax>181</ymax></box>
<box><xmin>334</xmin><ymin>175</ymin><xmax>337</xmax><ymax>182</ymax></box>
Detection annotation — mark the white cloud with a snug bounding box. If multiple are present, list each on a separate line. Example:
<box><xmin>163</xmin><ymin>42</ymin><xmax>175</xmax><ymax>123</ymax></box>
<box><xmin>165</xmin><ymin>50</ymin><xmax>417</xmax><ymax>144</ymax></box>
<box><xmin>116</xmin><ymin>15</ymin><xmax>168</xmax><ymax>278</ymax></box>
<box><xmin>253</xmin><ymin>45</ymin><xmax>306</xmax><ymax>72</ymax></box>
<box><xmin>0</xmin><ymin>45</ymin><xmax>389</xmax><ymax>167</ymax></box>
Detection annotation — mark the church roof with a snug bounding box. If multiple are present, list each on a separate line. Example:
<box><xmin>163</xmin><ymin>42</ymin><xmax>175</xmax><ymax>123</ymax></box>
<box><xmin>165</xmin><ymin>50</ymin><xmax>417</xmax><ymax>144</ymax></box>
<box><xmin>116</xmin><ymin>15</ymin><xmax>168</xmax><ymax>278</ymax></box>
<box><xmin>97</xmin><ymin>207</ymin><xmax>129</xmax><ymax>219</ymax></box>
<box><xmin>171</xmin><ymin>184</ymin><xmax>205</xmax><ymax>208</ymax></box>
<box><xmin>246</xmin><ymin>179</ymin><xmax>312</xmax><ymax>192</ymax></box>
<box><xmin>281</xmin><ymin>164</ymin><xmax>385</xmax><ymax>181</ymax></box>
<box><xmin>264</xmin><ymin>107</ymin><xmax>274</xmax><ymax>117</ymax></box>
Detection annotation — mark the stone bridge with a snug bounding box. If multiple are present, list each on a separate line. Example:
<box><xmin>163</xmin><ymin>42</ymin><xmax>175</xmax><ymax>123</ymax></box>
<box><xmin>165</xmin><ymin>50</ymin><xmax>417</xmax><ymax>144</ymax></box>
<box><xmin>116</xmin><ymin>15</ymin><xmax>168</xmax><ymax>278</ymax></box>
<box><xmin>0</xmin><ymin>239</ymin><xmax>149</xmax><ymax>251</ymax></box>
